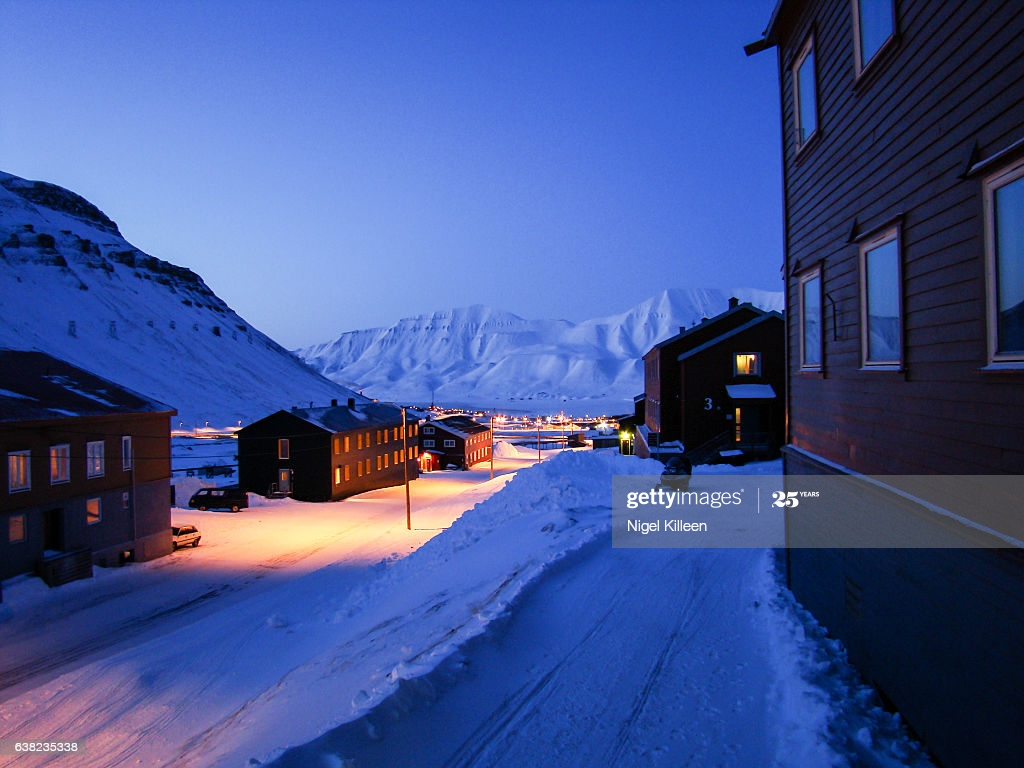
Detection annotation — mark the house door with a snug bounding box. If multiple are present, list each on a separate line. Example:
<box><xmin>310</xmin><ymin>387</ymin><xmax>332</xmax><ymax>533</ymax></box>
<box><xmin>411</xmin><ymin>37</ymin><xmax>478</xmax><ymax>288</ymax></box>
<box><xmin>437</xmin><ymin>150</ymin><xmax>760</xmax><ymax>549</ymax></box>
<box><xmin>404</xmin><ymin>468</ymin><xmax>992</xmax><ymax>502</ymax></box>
<box><xmin>42</xmin><ymin>508</ymin><xmax>64</xmax><ymax>553</ymax></box>
<box><xmin>278</xmin><ymin>469</ymin><xmax>292</xmax><ymax>494</ymax></box>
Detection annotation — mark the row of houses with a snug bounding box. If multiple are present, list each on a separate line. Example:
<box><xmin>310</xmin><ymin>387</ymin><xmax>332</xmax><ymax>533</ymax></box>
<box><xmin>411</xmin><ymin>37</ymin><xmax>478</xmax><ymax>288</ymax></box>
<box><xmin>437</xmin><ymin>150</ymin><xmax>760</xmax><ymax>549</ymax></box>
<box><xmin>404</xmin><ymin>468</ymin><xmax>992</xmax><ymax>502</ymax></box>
<box><xmin>1</xmin><ymin>355</ymin><xmax>496</xmax><ymax>585</ymax></box>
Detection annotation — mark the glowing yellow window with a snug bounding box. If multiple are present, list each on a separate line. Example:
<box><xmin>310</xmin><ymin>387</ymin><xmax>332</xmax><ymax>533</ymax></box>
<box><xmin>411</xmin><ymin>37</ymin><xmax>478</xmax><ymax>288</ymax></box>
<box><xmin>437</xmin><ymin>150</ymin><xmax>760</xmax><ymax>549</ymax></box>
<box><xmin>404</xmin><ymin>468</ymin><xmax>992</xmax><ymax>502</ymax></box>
<box><xmin>734</xmin><ymin>353</ymin><xmax>761</xmax><ymax>376</ymax></box>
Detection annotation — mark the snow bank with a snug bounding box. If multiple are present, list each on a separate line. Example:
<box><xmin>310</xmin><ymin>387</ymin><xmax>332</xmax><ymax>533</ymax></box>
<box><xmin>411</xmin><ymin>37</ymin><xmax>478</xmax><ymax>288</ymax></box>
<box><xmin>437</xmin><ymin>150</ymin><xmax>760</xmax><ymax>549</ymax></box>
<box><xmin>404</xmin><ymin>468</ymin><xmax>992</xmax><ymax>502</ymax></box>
<box><xmin>183</xmin><ymin>451</ymin><xmax>662</xmax><ymax>765</ymax></box>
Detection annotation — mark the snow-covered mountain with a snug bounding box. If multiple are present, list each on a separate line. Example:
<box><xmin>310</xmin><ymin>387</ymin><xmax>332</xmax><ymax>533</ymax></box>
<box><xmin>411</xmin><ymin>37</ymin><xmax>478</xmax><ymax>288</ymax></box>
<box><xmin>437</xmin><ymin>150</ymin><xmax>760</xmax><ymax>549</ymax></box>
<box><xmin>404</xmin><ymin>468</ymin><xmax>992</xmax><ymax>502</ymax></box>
<box><xmin>298</xmin><ymin>288</ymin><xmax>784</xmax><ymax>414</ymax></box>
<box><xmin>0</xmin><ymin>170</ymin><xmax>362</xmax><ymax>428</ymax></box>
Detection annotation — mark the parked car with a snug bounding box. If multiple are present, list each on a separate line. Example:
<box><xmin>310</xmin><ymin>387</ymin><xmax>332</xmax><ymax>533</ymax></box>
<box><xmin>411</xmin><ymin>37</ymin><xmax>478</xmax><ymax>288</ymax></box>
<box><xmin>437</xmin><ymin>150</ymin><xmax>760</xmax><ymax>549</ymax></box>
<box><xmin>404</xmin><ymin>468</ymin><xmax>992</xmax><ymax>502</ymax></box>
<box><xmin>188</xmin><ymin>486</ymin><xmax>248</xmax><ymax>512</ymax></box>
<box><xmin>661</xmin><ymin>455</ymin><xmax>693</xmax><ymax>491</ymax></box>
<box><xmin>171</xmin><ymin>524</ymin><xmax>201</xmax><ymax>549</ymax></box>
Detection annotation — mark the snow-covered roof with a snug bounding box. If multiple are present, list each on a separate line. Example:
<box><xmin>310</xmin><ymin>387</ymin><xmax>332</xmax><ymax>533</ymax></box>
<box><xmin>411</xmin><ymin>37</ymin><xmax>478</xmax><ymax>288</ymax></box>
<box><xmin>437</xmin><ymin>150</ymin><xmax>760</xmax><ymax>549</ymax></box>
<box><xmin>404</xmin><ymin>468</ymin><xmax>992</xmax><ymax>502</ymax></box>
<box><xmin>0</xmin><ymin>349</ymin><xmax>175</xmax><ymax>422</ymax></box>
<box><xmin>292</xmin><ymin>401</ymin><xmax>405</xmax><ymax>433</ymax></box>
<box><xmin>429</xmin><ymin>414</ymin><xmax>491</xmax><ymax>440</ymax></box>
<box><xmin>725</xmin><ymin>384</ymin><xmax>777</xmax><ymax>400</ymax></box>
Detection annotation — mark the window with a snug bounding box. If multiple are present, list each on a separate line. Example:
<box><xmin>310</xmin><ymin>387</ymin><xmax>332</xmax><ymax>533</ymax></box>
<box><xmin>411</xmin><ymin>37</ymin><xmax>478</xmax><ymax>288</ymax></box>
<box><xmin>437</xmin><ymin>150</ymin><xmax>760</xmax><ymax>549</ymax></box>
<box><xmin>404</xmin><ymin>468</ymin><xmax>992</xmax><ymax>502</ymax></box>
<box><xmin>9</xmin><ymin>514</ymin><xmax>26</xmax><ymax>543</ymax></box>
<box><xmin>985</xmin><ymin>158</ymin><xmax>1024</xmax><ymax>363</ymax></box>
<box><xmin>8</xmin><ymin>450</ymin><xmax>31</xmax><ymax>492</ymax></box>
<box><xmin>278</xmin><ymin>438</ymin><xmax>290</xmax><ymax>460</ymax></box>
<box><xmin>424</xmin><ymin>439</ymin><xmax>435</xmax><ymax>448</ymax></box>
<box><xmin>122</xmin><ymin>436</ymin><xmax>133</xmax><ymax>470</ymax></box>
<box><xmin>333</xmin><ymin>437</ymin><xmax>341</xmax><ymax>455</ymax></box>
<box><xmin>800</xmin><ymin>269</ymin><xmax>823</xmax><ymax>369</ymax></box>
<box><xmin>344</xmin><ymin>435</ymin><xmax>351</xmax><ymax>452</ymax></box>
<box><xmin>377</xmin><ymin>455</ymin><xmax>382</xmax><ymax>471</ymax></box>
<box><xmin>335</xmin><ymin>467</ymin><xmax>342</xmax><ymax>485</ymax></box>
<box><xmin>423</xmin><ymin>425</ymin><xmax>435</xmax><ymax>435</ymax></box>
<box><xmin>444</xmin><ymin>439</ymin><xmax>456</xmax><ymax>448</ymax></box>
<box><xmin>734</xmin><ymin>353</ymin><xmax>761</xmax><ymax>376</ymax></box>
<box><xmin>853</xmin><ymin>0</ymin><xmax>895</xmax><ymax>74</ymax></box>
<box><xmin>793</xmin><ymin>35</ymin><xmax>818</xmax><ymax>148</ymax></box>
<box><xmin>357</xmin><ymin>433</ymin><xmax>363</xmax><ymax>450</ymax></box>
<box><xmin>860</xmin><ymin>228</ymin><xmax>902</xmax><ymax>366</ymax></box>
<box><xmin>87</xmin><ymin>440</ymin><xmax>105</xmax><ymax>478</ymax></box>
<box><xmin>86</xmin><ymin>497</ymin><xmax>102</xmax><ymax>525</ymax></box>
<box><xmin>344</xmin><ymin>464</ymin><xmax>351</xmax><ymax>482</ymax></box>
<box><xmin>50</xmin><ymin>444</ymin><xmax>71</xmax><ymax>484</ymax></box>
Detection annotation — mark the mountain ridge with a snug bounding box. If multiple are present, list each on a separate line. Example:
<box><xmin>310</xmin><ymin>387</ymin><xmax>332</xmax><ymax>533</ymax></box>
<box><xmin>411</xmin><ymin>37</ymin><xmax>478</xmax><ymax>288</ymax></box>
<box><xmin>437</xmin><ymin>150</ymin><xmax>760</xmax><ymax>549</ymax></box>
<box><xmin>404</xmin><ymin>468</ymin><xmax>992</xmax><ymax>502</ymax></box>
<box><xmin>298</xmin><ymin>287</ymin><xmax>784</xmax><ymax>413</ymax></box>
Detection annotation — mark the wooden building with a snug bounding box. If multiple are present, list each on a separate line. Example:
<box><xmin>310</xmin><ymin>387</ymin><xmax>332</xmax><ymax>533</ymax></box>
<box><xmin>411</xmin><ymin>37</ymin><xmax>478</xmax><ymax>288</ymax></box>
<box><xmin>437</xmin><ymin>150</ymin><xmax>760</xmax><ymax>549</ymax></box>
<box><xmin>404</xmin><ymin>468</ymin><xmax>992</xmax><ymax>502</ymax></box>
<box><xmin>749</xmin><ymin>2</ymin><xmax>1024</xmax><ymax>765</ymax></box>
<box><xmin>418</xmin><ymin>415</ymin><xmax>491</xmax><ymax>470</ymax></box>
<box><xmin>1</xmin><ymin>350</ymin><xmax>176</xmax><ymax>583</ymax></box>
<box><xmin>639</xmin><ymin>300</ymin><xmax>784</xmax><ymax>463</ymax></box>
<box><xmin>237</xmin><ymin>399</ymin><xmax>418</xmax><ymax>502</ymax></box>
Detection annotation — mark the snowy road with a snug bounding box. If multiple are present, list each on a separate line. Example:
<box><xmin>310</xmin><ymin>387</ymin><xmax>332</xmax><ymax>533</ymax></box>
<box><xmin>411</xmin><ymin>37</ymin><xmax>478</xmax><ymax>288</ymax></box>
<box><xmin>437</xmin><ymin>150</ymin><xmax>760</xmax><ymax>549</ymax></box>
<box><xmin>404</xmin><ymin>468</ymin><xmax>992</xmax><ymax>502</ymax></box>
<box><xmin>271</xmin><ymin>544</ymin><xmax>796</xmax><ymax>768</ymax></box>
<box><xmin>0</xmin><ymin>451</ymin><xmax>931</xmax><ymax>767</ymax></box>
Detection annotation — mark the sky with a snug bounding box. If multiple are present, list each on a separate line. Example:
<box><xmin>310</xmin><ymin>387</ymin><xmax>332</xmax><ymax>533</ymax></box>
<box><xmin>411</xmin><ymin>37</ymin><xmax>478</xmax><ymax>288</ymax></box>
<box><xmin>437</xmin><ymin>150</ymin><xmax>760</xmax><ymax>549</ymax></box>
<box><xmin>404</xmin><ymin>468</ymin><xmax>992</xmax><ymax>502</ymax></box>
<box><xmin>1</xmin><ymin>0</ymin><xmax>782</xmax><ymax>349</ymax></box>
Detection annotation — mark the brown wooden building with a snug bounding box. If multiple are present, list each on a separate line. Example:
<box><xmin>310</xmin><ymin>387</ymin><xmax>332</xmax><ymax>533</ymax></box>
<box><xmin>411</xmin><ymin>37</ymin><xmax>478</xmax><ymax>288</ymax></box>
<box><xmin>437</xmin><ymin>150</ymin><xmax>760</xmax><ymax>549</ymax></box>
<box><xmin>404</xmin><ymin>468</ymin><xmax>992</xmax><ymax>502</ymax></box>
<box><xmin>1</xmin><ymin>350</ymin><xmax>175</xmax><ymax>583</ymax></box>
<box><xmin>418</xmin><ymin>414</ymin><xmax>491</xmax><ymax>470</ymax></box>
<box><xmin>749</xmin><ymin>2</ymin><xmax>1024</xmax><ymax>765</ymax></box>
<box><xmin>237</xmin><ymin>399</ymin><xmax>419</xmax><ymax>502</ymax></box>
<box><xmin>639</xmin><ymin>300</ymin><xmax>784</xmax><ymax>463</ymax></box>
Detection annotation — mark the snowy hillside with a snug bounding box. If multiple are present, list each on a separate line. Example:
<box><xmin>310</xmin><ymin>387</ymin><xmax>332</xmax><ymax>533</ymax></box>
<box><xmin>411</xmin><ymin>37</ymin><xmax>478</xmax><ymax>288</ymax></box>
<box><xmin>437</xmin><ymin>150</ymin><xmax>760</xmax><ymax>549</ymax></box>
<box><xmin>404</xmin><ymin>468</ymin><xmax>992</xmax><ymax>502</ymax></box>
<box><xmin>298</xmin><ymin>288</ymin><xmax>784</xmax><ymax>413</ymax></box>
<box><xmin>0</xmin><ymin>171</ymin><xmax>361</xmax><ymax>428</ymax></box>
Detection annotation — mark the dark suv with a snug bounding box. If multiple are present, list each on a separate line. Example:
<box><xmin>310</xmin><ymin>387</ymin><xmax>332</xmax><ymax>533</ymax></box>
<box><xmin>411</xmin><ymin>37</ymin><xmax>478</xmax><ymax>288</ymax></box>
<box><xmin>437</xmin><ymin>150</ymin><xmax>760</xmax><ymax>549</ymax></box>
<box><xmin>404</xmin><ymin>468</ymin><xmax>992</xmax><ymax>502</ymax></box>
<box><xmin>188</xmin><ymin>487</ymin><xmax>249</xmax><ymax>512</ymax></box>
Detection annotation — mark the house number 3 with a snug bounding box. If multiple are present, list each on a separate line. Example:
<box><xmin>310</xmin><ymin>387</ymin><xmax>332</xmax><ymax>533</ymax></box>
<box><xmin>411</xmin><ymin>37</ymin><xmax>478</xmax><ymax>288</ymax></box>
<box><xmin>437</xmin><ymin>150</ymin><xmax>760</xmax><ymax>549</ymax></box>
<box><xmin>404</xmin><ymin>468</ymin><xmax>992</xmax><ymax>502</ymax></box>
<box><xmin>704</xmin><ymin>397</ymin><xmax>713</xmax><ymax>411</ymax></box>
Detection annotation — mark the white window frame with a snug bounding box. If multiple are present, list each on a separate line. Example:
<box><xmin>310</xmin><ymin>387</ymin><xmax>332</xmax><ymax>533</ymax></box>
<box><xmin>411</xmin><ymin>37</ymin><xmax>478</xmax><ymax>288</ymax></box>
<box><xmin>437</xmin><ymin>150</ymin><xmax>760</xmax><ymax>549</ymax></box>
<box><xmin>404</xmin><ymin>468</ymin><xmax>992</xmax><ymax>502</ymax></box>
<box><xmin>50</xmin><ymin>443</ymin><xmax>71</xmax><ymax>485</ymax></box>
<box><xmin>859</xmin><ymin>227</ymin><xmax>903</xmax><ymax>368</ymax></box>
<box><xmin>799</xmin><ymin>268</ymin><xmax>823</xmax><ymax>370</ymax></box>
<box><xmin>87</xmin><ymin>440</ymin><xmax>105</xmax><ymax>478</ymax></box>
<box><xmin>984</xmin><ymin>156</ymin><xmax>1024</xmax><ymax>365</ymax></box>
<box><xmin>423</xmin><ymin>439</ymin><xmax>435</xmax><ymax>448</ymax></box>
<box><xmin>8</xmin><ymin>450</ymin><xmax>31</xmax><ymax>492</ymax></box>
<box><xmin>122</xmin><ymin>435</ymin><xmax>133</xmax><ymax>471</ymax></box>
<box><xmin>792</xmin><ymin>34</ymin><xmax>818</xmax><ymax>150</ymax></box>
<box><xmin>852</xmin><ymin>0</ymin><xmax>896</xmax><ymax>76</ymax></box>
<box><xmin>443</xmin><ymin>439</ymin><xmax>456</xmax><ymax>449</ymax></box>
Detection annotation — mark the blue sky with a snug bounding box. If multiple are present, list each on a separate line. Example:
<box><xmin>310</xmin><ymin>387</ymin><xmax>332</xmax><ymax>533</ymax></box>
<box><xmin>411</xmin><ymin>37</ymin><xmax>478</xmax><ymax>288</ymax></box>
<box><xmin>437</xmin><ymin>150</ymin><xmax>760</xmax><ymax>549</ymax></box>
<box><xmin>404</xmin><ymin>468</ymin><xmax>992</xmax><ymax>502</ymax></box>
<box><xmin>2</xmin><ymin>0</ymin><xmax>781</xmax><ymax>349</ymax></box>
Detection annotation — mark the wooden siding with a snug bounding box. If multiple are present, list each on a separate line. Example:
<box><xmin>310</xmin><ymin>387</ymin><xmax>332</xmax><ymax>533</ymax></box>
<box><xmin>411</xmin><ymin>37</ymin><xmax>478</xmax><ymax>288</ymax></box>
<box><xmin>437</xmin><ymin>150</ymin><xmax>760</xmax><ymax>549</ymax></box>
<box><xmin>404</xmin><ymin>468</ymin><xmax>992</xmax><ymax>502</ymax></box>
<box><xmin>778</xmin><ymin>0</ymin><xmax>1024</xmax><ymax>475</ymax></box>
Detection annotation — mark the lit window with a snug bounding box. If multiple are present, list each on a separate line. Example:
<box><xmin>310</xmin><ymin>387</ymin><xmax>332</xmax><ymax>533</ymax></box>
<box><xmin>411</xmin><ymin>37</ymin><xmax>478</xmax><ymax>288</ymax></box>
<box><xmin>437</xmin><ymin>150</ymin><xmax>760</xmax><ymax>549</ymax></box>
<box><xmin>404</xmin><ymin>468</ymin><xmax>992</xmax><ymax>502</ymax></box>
<box><xmin>853</xmin><ymin>0</ymin><xmax>895</xmax><ymax>74</ymax></box>
<box><xmin>50</xmin><ymin>444</ymin><xmax>71</xmax><ymax>484</ymax></box>
<box><xmin>9</xmin><ymin>513</ymin><xmax>26</xmax><ymax>543</ymax></box>
<box><xmin>985</xmin><ymin>158</ymin><xmax>1024</xmax><ymax>362</ymax></box>
<box><xmin>800</xmin><ymin>269</ymin><xmax>823</xmax><ymax>369</ymax></box>
<box><xmin>860</xmin><ymin>228</ymin><xmax>902</xmax><ymax>366</ymax></box>
<box><xmin>793</xmin><ymin>35</ymin><xmax>818</xmax><ymax>147</ymax></box>
<box><xmin>87</xmin><ymin>497</ymin><xmax>102</xmax><ymax>525</ymax></box>
<box><xmin>122</xmin><ymin>436</ymin><xmax>133</xmax><ymax>470</ymax></box>
<box><xmin>334</xmin><ymin>467</ymin><xmax>342</xmax><ymax>485</ymax></box>
<box><xmin>8</xmin><ymin>450</ymin><xmax>31</xmax><ymax>492</ymax></box>
<box><xmin>87</xmin><ymin>440</ymin><xmax>105</xmax><ymax>478</ymax></box>
<box><xmin>734</xmin><ymin>353</ymin><xmax>761</xmax><ymax>376</ymax></box>
<box><xmin>344</xmin><ymin>436</ymin><xmax>351</xmax><ymax>452</ymax></box>
<box><xmin>278</xmin><ymin>438</ymin><xmax>290</xmax><ymax>460</ymax></box>
<box><xmin>333</xmin><ymin>437</ymin><xmax>341</xmax><ymax>455</ymax></box>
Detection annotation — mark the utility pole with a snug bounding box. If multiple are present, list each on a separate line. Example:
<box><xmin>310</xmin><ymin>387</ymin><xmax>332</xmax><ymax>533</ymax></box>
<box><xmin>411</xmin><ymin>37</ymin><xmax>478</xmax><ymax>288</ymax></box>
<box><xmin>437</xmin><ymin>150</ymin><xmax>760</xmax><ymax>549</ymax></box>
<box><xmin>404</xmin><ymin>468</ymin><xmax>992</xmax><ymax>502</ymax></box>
<box><xmin>402</xmin><ymin>406</ymin><xmax>411</xmax><ymax>530</ymax></box>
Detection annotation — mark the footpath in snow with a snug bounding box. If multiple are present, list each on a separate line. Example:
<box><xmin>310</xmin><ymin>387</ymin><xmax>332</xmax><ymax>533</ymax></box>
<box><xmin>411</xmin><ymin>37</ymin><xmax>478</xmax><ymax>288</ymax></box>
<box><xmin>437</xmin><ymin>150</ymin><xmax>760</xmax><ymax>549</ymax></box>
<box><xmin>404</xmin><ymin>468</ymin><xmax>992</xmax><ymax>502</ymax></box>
<box><xmin>0</xmin><ymin>449</ymin><xmax>931</xmax><ymax>767</ymax></box>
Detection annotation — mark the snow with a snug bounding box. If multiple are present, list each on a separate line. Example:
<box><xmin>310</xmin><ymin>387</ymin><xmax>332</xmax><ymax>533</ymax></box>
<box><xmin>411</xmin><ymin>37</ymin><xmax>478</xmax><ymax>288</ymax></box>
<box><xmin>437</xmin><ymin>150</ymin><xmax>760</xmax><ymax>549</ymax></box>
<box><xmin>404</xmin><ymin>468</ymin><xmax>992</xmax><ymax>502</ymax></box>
<box><xmin>0</xmin><ymin>451</ymin><xmax>932</xmax><ymax>768</ymax></box>
<box><xmin>296</xmin><ymin>289</ymin><xmax>784</xmax><ymax>413</ymax></box>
